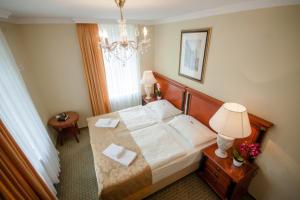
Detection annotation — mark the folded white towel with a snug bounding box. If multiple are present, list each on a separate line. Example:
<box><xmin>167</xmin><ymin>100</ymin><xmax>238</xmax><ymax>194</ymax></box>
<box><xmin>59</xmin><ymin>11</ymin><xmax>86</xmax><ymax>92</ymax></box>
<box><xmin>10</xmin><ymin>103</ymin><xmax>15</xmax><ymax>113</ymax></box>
<box><xmin>95</xmin><ymin>118</ymin><xmax>119</xmax><ymax>128</ymax></box>
<box><xmin>102</xmin><ymin>144</ymin><xmax>137</xmax><ymax>167</ymax></box>
<box><xmin>97</xmin><ymin>118</ymin><xmax>111</xmax><ymax>125</ymax></box>
<box><xmin>103</xmin><ymin>143</ymin><xmax>125</xmax><ymax>159</ymax></box>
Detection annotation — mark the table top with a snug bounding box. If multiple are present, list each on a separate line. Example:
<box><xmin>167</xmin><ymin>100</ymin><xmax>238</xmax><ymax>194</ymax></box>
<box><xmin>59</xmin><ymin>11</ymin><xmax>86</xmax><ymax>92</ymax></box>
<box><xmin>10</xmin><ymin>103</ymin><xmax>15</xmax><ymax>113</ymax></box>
<box><xmin>203</xmin><ymin>144</ymin><xmax>258</xmax><ymax>183</ymax></box>
<box><xmin>48</xmin><ymin>111</ymin><xmax>79</xmax><ymax>129</ymax></box>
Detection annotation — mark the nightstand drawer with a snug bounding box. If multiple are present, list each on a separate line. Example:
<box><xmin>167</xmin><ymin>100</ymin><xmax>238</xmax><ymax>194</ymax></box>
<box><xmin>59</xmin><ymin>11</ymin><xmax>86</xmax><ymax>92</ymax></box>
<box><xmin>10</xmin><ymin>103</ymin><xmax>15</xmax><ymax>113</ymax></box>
<box><xmin>206</xmin><ymin>159</ymin><xmax>230</xmax><ymax>182</ymax></box>
<box><xmin>202</xmin><ymin>168</ymin><xmax>229</xmax><ymax>197</ymax></box>
<box><xmin>202</xmin><ymin>159</ymin><xmax>231</xmax><ymax>197</ymax></box>
<box><xmin>199</xmin><ymin>144</ymin><xmax>260</xmax><ymax>200</ymax></box>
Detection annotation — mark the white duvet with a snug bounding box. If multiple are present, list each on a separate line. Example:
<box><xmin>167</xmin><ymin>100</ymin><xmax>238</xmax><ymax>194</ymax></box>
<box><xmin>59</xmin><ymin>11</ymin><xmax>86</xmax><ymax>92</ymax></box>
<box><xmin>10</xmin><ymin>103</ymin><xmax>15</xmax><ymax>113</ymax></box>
<box><xmin>130</xmin><ymin>123</ymin><xmax>186</xmax><ymax>170</ymax></box>
<box><xmin>119</xmin><ymin>105</ymin><xmax>157</xmax><ymax>131</ymax></box>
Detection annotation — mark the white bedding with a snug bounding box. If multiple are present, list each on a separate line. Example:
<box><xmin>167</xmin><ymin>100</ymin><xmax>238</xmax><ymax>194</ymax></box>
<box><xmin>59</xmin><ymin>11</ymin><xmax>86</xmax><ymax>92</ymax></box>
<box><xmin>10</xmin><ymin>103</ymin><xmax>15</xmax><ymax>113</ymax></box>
<box><xmin>119</xmin><ymin>105</ymin><xmax>157</xmax><ymax>131</ymax></box>
<box><xmin>130</xmin><ymin>119</ymin><xmax>217</xmax><ymax>184</ymax></box>
<box><xmin>120</xmin><ymin>104</ymin><xmax>217</xmax><ymax>184</ymax></box>
<box><xmin>152</xmin><ymin>139</ymin><xmax>216</xmax><ymax>183</ymax></box>
<box><xmin>151</xmin><ymin>125</ymin><xmax>216</xmax><ymax>183</ymax></box>
<box><xmin>130</xmin><ymin>123</ymin><xmax>187</xmax><ymax>170</ymax></box>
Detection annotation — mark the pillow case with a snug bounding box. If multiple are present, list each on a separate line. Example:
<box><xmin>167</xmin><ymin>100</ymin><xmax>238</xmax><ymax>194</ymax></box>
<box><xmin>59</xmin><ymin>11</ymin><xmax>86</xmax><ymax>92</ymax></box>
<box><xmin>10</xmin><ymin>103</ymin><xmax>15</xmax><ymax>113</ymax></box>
<box><xmin>146</xmin><ymin>99</ymin><xmax>182</xmax><ymax>120</ymax></box>
<box><xmin>168</xmin><ymin>114</ymin><xmax>216</xmax><ymax>147</ymax></box>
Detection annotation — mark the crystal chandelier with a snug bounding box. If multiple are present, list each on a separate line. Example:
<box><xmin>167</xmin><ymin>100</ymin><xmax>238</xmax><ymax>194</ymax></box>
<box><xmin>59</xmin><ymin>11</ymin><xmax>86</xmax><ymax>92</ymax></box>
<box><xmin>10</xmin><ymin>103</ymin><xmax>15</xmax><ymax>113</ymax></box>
<box><xmin>99</xmin><ymin>0</ymin><xmax>150</xmax><ymax>64</ymax></box>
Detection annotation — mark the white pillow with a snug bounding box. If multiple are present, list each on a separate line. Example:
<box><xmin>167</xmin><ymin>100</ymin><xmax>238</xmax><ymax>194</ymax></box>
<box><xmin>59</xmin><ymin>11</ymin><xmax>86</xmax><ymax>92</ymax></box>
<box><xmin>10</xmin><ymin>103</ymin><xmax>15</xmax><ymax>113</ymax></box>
<box><xmin>146</xmin><ymin>100</ymin><xmax>182</xmax><ymax>120</ymax></box>
<box><xmin>168</xmin><ymin>115</ymin><xmax>217</xmax><ymax>147</ymax></box>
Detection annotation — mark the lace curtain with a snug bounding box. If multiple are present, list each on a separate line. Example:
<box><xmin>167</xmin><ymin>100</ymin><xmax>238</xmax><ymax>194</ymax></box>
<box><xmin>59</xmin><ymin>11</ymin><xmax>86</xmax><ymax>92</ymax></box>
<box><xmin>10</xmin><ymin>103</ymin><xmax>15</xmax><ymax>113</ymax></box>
<box><xmin>0</xmin><ymin>30</ymin><xmax>60</xmax><ymax>195</ymax></box>
<box><xmin>99</xmin><ymin>24</ymin><xmax>142</xmax><ymax>111</ymax></box>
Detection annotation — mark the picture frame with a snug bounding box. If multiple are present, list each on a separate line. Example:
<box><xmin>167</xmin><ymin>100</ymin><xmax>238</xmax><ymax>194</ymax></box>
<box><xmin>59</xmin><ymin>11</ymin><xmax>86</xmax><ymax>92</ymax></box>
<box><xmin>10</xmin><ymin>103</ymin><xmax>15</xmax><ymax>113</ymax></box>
<box><xmin>178</xmin><ymin>28</ymin><xmax>211</xmax><ymax>82</ymax></box>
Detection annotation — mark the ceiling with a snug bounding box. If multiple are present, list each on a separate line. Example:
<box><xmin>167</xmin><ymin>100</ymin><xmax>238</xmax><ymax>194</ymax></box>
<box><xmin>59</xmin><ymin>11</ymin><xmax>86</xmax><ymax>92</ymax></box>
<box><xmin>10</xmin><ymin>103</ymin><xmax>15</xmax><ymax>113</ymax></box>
<box><xmin>0</xmin><ymin>0</ymin><xmax>299</xmax><ymax>23</ymax></box>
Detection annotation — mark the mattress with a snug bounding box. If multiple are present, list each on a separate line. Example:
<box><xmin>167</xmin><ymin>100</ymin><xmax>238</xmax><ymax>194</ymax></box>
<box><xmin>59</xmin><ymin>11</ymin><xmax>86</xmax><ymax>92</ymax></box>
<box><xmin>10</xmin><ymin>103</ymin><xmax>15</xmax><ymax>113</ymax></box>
<box><xmin>151</xmin><ymin>126</ymin><xmax>216</xmax><ymax>183</ymax></box>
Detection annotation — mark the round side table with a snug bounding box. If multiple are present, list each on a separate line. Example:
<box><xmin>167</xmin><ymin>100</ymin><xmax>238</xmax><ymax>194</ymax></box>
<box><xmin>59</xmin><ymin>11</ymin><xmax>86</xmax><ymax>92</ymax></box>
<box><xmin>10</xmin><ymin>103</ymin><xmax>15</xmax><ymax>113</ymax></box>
<box><xmin>48</xmin><ymin>111</ymin><xmax>80</xmax><ymax>146</ymax></box>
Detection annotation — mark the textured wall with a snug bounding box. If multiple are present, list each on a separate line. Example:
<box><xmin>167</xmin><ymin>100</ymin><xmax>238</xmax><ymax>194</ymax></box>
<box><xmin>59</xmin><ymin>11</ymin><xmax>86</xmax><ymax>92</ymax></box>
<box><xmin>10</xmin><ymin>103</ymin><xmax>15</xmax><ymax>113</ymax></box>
<box><xmin>153</xmin><ymin>5</ymin><xmax>300</xmax><ymax>200</ymax></box>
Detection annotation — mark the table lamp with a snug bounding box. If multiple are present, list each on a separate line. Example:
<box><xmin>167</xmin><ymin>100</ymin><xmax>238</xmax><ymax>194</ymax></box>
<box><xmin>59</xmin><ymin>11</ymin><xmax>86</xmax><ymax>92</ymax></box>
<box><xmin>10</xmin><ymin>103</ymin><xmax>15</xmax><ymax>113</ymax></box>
<box><xmin>141</xmin><ymin>71</ymin><xmax>157</xmax><ymax>100</ymax></box>
<box><xmin>209</xmin><ymin>103</ymin><xmax>251</xmax><ymax>158</ymax></box>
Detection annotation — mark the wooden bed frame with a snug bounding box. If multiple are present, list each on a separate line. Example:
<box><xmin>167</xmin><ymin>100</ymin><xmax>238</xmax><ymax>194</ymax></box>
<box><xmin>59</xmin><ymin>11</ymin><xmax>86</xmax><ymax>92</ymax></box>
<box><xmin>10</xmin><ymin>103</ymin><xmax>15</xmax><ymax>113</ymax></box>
<box><xmin>186</xmin><ymin>87</ymin><xmax>274</xmax><ymax>146</ymax></box>
<box><xmin>115</xmin><ymin>73</ymin><xmax>273</xmax><ymax>200</ymax></box>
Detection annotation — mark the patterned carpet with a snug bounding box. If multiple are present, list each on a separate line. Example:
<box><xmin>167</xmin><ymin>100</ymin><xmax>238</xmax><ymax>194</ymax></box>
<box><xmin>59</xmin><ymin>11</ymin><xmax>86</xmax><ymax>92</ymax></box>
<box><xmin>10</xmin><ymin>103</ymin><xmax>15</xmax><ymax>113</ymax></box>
<box><xmin>55</xmin><ymin>128</ymin><xmax>254</xmax><ymax>200</ymax></box>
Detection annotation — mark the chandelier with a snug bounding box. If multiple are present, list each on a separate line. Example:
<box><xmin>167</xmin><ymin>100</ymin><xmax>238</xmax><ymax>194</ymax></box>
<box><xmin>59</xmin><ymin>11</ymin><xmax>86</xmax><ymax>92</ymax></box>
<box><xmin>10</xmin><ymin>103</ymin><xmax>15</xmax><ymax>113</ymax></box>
<box><xmin>99</xmin><ymin>0</ymin><xmax>150</xmax><ymax>64</ymax></box>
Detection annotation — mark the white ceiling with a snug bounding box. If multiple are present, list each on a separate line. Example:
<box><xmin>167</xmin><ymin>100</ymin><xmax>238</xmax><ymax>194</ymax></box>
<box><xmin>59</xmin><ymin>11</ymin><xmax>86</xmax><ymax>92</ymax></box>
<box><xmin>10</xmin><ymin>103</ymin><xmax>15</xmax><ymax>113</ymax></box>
<box><xmin>0</xmin><ymin>0</ymin><xmax>299</xmax><ymax>23</ymax></box>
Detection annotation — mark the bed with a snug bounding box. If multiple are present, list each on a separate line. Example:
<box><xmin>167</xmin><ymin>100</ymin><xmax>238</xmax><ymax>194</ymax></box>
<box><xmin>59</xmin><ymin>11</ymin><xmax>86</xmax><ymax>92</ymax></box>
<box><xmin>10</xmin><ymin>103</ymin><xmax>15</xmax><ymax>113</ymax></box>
<box><xmin>87</xmin><ymin>72</ymin><xmax>273</xmax><ymax>200</ymax></box>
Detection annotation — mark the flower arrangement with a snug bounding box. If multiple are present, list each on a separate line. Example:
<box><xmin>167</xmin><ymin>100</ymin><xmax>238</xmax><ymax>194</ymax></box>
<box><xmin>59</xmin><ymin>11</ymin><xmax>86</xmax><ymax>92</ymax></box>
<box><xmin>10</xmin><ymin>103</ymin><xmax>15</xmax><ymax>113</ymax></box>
<box><xmin>240</xmin><ymin>143</ymin><xmax>261</xmax><ymax>159</ymax></box>
<box><xmin>155</xmin><ymin>83</ymin><xmax>162</xmax><ymax>99</ymax></box>
<box><xmin>233</xmin><ymin>142</ymin><xmax>261</xmax><ymax>167</ymax></box>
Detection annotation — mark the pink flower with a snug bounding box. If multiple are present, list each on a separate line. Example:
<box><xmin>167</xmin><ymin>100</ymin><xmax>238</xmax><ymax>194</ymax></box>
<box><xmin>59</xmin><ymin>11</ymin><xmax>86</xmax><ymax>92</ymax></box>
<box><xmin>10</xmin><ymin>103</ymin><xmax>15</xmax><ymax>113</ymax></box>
<box><xmin>156</xmin><ymin>83</ymin><xmax>161</xmax><ymax>90</ymax></box>
<box><xmin>239</xmin><ymin>142</ymin><xmax>261</xmax><ymax>159</ymax></box>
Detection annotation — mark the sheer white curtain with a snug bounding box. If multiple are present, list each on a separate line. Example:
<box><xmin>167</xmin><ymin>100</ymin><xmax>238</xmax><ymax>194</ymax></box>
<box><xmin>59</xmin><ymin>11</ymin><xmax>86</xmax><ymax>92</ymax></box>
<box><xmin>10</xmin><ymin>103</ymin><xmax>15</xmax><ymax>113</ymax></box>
<box><xmin>100</xmin><ymin>24</ymin><xmax>141</xmax><ymax>111</ymax></box>
<box><xmin>0</xmin><ymin>30</ymin><xmax>60</xmax><ymax>195</ymax></box>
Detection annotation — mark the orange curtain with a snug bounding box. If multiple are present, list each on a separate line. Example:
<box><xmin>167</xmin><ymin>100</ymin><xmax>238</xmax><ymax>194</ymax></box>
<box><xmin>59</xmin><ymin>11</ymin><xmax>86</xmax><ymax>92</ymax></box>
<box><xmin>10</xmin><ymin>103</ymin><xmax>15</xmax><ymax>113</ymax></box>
<box><xmin>0</xmin><ymin>120</ymin><xmax>56</xmax><ymax>200</ymax></box>
<box><xmin>77</xmin><ymin>23</ymin><xmax>111</xmax><ymax>116</ymax></box>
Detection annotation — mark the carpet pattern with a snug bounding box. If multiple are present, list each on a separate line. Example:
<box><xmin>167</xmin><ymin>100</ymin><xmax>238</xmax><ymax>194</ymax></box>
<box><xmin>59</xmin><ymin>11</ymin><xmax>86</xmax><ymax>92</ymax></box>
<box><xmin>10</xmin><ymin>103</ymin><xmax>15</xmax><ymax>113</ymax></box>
<box><xmin>55</xmin><ymin>128</ymin><xmax>253</xmax><ymax>200</ymax></box>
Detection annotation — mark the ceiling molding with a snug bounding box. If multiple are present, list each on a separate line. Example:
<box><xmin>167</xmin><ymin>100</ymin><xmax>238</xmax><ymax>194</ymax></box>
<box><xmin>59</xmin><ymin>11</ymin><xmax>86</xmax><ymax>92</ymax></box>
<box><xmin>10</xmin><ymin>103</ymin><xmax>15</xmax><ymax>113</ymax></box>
<box><xmin>7</xmin><ymin>17</ymin><xmax>155</xmax><ymax>25</ymax></box>
<box><xmin>9</xmin><ymin>17</ymin><xmax>75</xmax><ymax>24</ymax></box>
<box><xmin>155</xmin><ymin>0</ymin><xmax>300</xmax><ymax>24</ymax></box>
<box><xmin>3</xmin><ymin>0</ymin><xmax>300</xmax><ymax>25</ymax></box>
<box><xmin>0</xmin><ymin>9</ymin><xmax>11</xmax><ymax>19</ymax></box>
<box><xmin>72</xmin><ymin>18</ymin><xmax>155</xmax><ymax>25</ymax></box>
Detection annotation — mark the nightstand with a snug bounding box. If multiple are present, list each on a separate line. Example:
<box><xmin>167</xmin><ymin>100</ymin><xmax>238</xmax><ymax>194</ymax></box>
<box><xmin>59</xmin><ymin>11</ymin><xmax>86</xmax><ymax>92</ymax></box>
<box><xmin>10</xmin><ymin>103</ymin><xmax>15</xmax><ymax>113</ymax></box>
<box><xmin>197</xmin><ymin>144</ymin><xmax>258</xmax><ymax>200</ymax></box>
<box><xmin>142</xmin><ymin>95</ymin><xmax>158</xmax><ymax>105</ymax></box>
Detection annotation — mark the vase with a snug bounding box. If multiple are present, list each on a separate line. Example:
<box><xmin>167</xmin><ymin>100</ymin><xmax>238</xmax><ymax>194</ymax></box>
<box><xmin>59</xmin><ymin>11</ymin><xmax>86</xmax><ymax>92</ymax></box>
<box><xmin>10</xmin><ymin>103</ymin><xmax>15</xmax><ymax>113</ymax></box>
<box><xmin>233</xmin><ymin>158</ymin><xmax>243</xmax><ymax>167</ymax></box>
<box><xmin>157</xmin><ymin>96</ymin><xmax>162</xmax><ymax>100</ymax></box>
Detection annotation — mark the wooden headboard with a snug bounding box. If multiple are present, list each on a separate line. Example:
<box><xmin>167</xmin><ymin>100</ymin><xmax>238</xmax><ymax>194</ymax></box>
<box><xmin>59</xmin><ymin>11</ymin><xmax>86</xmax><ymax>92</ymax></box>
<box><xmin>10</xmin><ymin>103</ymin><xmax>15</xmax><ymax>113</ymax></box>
<box><xmin>186</xmin><ymin>87</ymin><xmax>273</xmax><ymax>146</ymax></box>
<box><xmin>153</xmin><ymin>72</ymin><xmax>187</xmax><ymax>111</ymax></box>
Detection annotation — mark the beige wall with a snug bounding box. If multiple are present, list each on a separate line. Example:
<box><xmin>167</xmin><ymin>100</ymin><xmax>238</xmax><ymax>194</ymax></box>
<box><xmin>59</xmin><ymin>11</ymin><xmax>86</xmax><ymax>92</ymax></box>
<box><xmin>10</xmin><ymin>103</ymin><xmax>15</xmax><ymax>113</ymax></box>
<box><xmin>0</xmin><ymin>23</ymin><xmax>94</xmax><ymax>128</ymax></box>
<box><xmin>154</xmin><ymin>5</ymin><xmax>300</xmax><ymax>200</ymax></box>
<box><xmin>140</xmin><ymin>25</ymin><xmax>155</xmax><ymax>95</ymax></box>
<box><xmin>140</xmin><ymin>25</ymin><xmax>155</xmax><ymax>74</ymax></box>
<box><xmin>0</xmin><ymin>22</ymin><xmax>51</xmax><ymax>125</ymax></box>
<box><xmin>1</xmin><ymin>22</ymin><xmax>154</xmax><ymax>128</ymax></box>
<box><xmin>18</xmin><ymin>24</ymin><xmax>92</xmax><ymax>128</ymax></box>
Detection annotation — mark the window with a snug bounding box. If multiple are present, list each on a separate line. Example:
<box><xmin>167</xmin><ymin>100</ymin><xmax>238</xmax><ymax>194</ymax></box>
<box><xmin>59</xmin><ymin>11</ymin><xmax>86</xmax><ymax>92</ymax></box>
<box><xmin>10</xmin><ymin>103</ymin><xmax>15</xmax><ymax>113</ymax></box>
<box><xmin>100</xmin><ymin>24</ymin><xmax>141</xmax><ymax>111</ymax></box>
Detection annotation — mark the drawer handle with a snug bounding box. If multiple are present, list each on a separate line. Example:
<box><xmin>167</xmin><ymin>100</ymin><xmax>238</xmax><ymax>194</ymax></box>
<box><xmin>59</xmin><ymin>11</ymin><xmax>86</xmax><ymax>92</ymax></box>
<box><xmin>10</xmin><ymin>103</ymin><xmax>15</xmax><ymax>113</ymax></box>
<box><xmin>216</xmin><ymin>166</ymin><xmax>220</xmax><ymax>171</ymax></box>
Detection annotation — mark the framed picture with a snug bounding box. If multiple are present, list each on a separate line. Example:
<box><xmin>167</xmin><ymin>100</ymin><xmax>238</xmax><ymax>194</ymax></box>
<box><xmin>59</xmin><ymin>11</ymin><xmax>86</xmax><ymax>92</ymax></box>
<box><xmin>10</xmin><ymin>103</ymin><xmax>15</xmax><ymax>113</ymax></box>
<box><xmin>179</xmin><ymin>28</ymin><xmax>211</xmax><ymax>82</ymax></box>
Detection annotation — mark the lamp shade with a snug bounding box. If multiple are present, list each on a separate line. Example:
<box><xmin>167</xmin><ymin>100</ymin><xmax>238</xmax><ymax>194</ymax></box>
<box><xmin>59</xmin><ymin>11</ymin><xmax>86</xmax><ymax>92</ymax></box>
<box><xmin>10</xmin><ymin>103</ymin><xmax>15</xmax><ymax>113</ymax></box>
<box><xmin>141</xmin><ymin>71</ymin><xmax>157</xmax><ymax>85</ymax></box>
<box><xmin>209</xmin><ymin>103</ymin><xmax>251</xmax><ymax>139</ymax></box>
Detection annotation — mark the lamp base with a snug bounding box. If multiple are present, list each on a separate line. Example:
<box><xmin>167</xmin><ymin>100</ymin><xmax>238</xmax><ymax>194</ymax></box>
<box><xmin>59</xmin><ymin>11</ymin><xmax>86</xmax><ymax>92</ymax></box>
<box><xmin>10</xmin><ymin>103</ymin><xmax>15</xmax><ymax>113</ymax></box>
<box><xmin>215</xmin><ymin>134</ymin><xmax>234</xmax><ymax>158</ymax></box>
<box><xmin>215</xmin><ymin>148</ymin><xmax>228</xmax><ymax>158</ymax></box>
<box><xmin>144</xmin><ymin>85</ymin><xmax>152</xmax><ymax>100</ymax></box>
